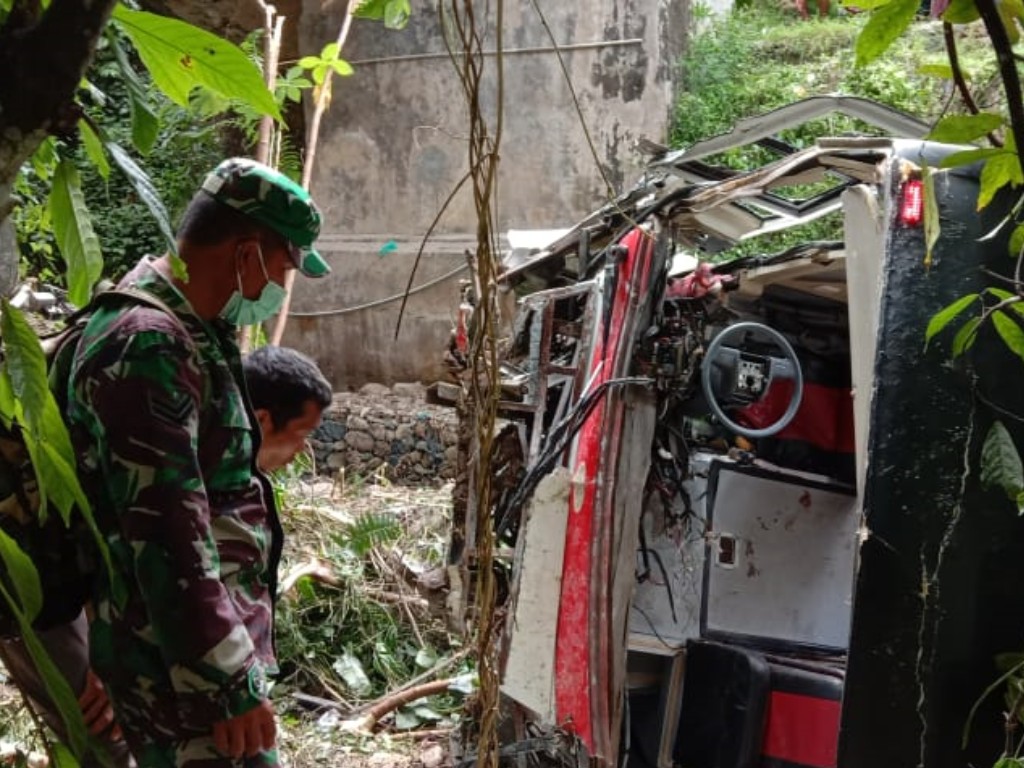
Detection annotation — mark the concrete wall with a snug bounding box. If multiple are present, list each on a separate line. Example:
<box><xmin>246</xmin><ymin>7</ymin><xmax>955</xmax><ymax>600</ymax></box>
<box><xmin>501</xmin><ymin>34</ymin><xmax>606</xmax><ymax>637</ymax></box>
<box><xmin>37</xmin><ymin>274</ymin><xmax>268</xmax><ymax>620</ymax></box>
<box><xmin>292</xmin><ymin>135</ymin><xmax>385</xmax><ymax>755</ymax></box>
<box><xmin>289</xmin><ymin>0</ymin><xmax>693</xmax><ymax>389</ymax></box>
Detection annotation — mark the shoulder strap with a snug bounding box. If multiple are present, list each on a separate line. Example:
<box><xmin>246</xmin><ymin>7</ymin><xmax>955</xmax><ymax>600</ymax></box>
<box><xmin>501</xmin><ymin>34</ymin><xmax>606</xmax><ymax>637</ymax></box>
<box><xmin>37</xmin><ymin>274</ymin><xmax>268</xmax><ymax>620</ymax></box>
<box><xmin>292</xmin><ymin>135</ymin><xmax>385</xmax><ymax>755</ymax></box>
<box><xmin>93</xmin><ymin>287</ymin><xmax>189</xmax><ymax>337</ymax></box>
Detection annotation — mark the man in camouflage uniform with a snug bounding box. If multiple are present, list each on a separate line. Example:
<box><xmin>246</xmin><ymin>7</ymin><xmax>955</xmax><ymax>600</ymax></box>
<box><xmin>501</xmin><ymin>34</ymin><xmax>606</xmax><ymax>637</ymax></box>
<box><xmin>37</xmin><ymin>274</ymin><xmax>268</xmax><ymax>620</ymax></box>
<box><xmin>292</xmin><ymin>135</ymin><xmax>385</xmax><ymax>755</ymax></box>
<box><xmin>65</xmin><ymin>158</ymin><xmax>330</xmax><ymax>768</ymax></box>
<box><xmin>0</xmin><ymin>349</ymin><xmax>333</xmax><ymax>768</ymax></box>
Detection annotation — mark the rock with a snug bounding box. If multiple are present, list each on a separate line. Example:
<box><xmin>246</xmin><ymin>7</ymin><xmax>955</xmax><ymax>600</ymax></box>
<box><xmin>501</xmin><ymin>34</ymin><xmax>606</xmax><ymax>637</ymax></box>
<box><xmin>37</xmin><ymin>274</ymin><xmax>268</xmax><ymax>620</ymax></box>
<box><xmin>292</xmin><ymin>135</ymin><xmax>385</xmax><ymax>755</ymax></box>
<box><xmin>348</xmin><ymin>415</ymin><xmax>370</xmax><ymax>432</ymax></box>
<box><xmin>421</xmin><ymin>743</ymin><xmax>445</xmax><ymax>768</ymax></box>
<box><xmin>370</xmin><ymin>424</ymin><xmax>387</xmax><ymax>442</ymax></box>
<box><xmin>359</xmin><ymin>382</ymin><xmax>391</xmax><ymax>396</ymax></box>
<box><xmin>396</xmin><ymin>423</ymin><xmax>413</xmax><ymax>441</ymax></box>
<box><xmin>314</xmin><ymin>421</ymin><xmax>346</xmax><ymax>442</ymax></box>
<box><xmin>392</xmin><ymin>382</ymin><xmax>425</xmax><ymax>400</ymax></box>
<box><xmin>345</xmin><ymin>430</ymin><xmax>375</xmax><ymax>453</ymax></box>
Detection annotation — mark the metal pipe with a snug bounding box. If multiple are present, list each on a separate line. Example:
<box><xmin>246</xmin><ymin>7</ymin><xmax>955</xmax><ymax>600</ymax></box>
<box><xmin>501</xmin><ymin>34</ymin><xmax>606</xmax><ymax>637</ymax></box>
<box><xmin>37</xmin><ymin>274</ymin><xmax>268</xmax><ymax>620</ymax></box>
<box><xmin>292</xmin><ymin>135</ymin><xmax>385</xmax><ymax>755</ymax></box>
<box><xmin>349</xmin><ymin>38</ymin><xmax>644</xmax><ymax>67</ymax></box>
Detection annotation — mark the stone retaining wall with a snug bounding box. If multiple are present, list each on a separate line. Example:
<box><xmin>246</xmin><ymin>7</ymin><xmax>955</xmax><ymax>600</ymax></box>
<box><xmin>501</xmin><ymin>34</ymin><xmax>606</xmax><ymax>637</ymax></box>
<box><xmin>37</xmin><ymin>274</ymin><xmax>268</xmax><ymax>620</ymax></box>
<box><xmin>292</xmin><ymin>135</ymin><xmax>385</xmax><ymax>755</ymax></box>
<box><xmin>309</xmin><ymin>383</ymin><xmax>459</xmax><ymax>485</ymax></box>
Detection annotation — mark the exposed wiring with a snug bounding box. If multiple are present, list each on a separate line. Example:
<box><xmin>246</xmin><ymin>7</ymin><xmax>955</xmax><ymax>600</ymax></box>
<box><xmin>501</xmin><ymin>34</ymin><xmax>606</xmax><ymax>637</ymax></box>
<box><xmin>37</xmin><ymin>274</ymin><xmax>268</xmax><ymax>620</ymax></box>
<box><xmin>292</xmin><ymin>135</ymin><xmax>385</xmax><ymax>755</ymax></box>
<box><xmin>287</xmin><ymin>262</ymin><xmax>470</xmax><ymax>317</ymax></box>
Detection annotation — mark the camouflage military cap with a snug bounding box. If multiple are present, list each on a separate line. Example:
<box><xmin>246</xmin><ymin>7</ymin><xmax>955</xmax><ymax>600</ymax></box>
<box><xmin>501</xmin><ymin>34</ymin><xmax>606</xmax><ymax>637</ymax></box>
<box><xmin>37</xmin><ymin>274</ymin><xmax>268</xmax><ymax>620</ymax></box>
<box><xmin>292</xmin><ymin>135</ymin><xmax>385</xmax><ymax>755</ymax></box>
<box><xmin>201</xmin><ymin>158</ymin><xmax>330</xmax><ymax>278</ymax></box>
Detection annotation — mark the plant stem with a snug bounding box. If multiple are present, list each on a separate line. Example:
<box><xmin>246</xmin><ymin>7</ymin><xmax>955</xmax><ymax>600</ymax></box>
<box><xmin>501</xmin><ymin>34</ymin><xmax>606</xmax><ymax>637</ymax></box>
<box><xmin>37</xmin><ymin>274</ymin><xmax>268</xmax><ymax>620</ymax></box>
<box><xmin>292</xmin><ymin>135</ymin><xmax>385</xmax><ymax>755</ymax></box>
<box><xmin>975</xmin><ymin>0</ymin><xmax>1024</xmax><ymax>158</ymax></box>
<box><xmin>269</xmin><ymin>0</ymin><xmax>360</xmax><ymax>347</ymax></box>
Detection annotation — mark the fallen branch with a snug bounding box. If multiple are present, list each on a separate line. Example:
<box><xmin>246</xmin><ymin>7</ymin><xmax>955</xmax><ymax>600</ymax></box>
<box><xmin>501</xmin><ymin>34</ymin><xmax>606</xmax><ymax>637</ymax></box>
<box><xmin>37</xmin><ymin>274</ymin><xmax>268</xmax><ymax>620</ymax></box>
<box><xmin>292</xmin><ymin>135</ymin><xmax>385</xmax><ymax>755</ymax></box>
<box><xmin>279</xmin><ymin>559</ymin><xmax>341</xmax><ymax>596</ymax></box>
<box><xmin>384</xmin><ymin>727</ymin><xmax>454</xmax><ymax>741</ymax></box>
<box><xmin>340</xmin><ymin>678</ymin><xmax>455</xmax><ymax>733</ymax></box>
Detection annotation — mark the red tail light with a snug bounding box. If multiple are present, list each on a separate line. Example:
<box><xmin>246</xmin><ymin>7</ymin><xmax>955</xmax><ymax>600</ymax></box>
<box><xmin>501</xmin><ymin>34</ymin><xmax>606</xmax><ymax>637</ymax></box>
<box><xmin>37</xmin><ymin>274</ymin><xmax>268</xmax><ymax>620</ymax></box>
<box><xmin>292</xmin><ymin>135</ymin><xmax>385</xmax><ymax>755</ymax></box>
<box><xmin>899</xmin><ymin>179</ymin><xmax>924</xmax><ymax>227</ymax></box>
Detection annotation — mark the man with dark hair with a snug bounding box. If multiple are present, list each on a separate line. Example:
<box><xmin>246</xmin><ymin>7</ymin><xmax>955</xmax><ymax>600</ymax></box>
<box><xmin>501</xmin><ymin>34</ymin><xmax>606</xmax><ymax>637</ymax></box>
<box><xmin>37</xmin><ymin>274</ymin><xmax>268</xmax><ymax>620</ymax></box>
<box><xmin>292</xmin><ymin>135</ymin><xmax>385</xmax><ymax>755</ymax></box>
<box><xmin>244</xmin><ymin>346</ymin><xmax>333</xmax><ymax>473</ymax></box>
<box><xmin>0</xmin><ymin>345</ymin><xmax>332</xmax><ymax>768</ymax></box>
<box><xmin>63</xmin><ymin>157</ymin><xmax>330</xmax><ymax>768</ymax></box>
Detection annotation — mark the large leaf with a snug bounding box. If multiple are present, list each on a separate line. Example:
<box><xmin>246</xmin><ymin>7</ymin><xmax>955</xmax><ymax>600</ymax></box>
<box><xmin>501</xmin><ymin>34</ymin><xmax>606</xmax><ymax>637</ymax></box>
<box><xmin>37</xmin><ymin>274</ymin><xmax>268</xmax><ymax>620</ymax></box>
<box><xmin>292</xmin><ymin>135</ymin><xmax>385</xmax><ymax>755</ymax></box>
<box><xmin>981</xmin><ymin>421</ymin><xmax>1024</xmax><ymax>512</ymax></box>
<box><xmin>112</xmin><ymin>6</ymin><xmax>280</xmax><ymax>121</ymax></box>
<box><xmin>0</xmin><ymin>530</ymin><xmax>43</xmax><ymax>623</ymax></box>
<box><xmin>998</xmin><ymin>0</ymin><xmax>1024</xmax><ymax>43</ymax></box>
<box><xmin>993</xmin><ymin>309</ymin><xmax>1024</xmax><ymax>363</ymax></box>
<box><xmin>0</xmin><ymin>303</ymin><xmax>88</xmax><ymax>525</ymax></box>
<box><xmin>940</xmin><ymin>147</ymin><xmax>1006</xmax><ymax>169</ymax></box>
<box><xmin>927</xmin><ymin>113</ymin><xmax>1004</xmax><ymax>144</ymax></box>
<box><xmin>1011</xmin><ymin>223</ymin><xmax>1024</xmax><ymax>259</ymax></box>
<box><xmin>985</xmin><ymin>288</ymin><xmax>1024</xmax><ymax>324</ymax></box>
<box><xmin>110</xmin><ymin>31</ymin><xmax>161</xmax><ymax>155</ymax></box>
<box><xmin>979</xmin><ymin>153</ymin><xmax>1023</xmax><ymax>210</ymax></box>
<box><xmin>0</xmin><ymin>576</ymin><xmax>90</xmax><ymax>757</ymax></box>
<box><xmin>333</xmin><ymin>651</ymin><xmax>373</xmax><ymax>696</ymax></box>
<box><xmin>856</xmin><ymin>0</ymin><xmax>919</xmax><ymax>67</ymax></box>
<box><xmin>1</xmin><ymin>302</ymin><xmax>53</xmax><ymax>422</ymax></box>
<box><xmin>952</xmin><ymin>316</ymin><xmax>981</xmax><ymax>356</ymax></box>
<box><xmin>923</xmin><ymin>166</ymin><xmax>940</xmax><ymax>268</ymax></box>
<box><xmin>106</xmin><ymin>143</ymin><xmax>177</xmax><ymax>255</ymax></box>
<box><xmin>924</xmin><ymin>293</ymin><xmax>979</xmax><ymax>346</ymax></box>
<box><xmin>943</xmin><ymin>0</ymin><xmax>982</xmax><ymax>21</ymax></box>
<box><xmin>49</xmin><ymin>161</ymin><xmax>103</xmax><ymax>307</ymax></box>
<box><xmin>78</xmin><ymin>120</ymin><xmax>110</xmax><ymax>180</ymax></box>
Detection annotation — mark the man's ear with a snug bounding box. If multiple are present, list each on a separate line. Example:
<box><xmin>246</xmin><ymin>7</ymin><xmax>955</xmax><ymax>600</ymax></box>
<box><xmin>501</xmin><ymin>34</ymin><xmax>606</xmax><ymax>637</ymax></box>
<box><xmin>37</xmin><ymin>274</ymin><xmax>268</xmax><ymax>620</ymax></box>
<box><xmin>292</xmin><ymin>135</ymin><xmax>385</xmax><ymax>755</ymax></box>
<box><xmin>254</xmin><ymin>408</ymin><xmax>274</xmax><ymax>436</ymax></box>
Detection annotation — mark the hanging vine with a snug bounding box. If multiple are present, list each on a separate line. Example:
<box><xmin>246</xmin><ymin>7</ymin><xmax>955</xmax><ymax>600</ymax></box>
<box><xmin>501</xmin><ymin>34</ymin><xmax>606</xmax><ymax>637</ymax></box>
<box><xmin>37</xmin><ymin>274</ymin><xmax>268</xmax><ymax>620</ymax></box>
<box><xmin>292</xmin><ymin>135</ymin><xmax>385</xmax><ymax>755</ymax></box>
<box><xmin>439</xmin><ymin>1</ymin><xmax>504</xmax><ymax>766</ymax></box>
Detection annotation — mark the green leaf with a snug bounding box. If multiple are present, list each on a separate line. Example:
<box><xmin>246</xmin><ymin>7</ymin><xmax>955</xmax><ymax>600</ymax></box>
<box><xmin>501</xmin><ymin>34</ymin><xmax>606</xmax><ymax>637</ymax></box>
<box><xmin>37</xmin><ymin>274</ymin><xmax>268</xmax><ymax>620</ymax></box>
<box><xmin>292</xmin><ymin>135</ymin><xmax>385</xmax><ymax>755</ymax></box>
<box><xmin>322</xmin><ymin>42</ymin><xmax>341</xmax><ymax>61</ymax></box>
<box><xmin>333</xmin><ymin>651</ymin><xmax>373</xmax><ymax>696</ymax></box>
<box><xmin>297</xmin><ymin>55</ymin><xmax>321</xmax><ymax>69</ymax></box>
<box><xmin>109</xmin><ymin>32</ymin><xmax>162</xmax><ymax>154</ymax></box>
<box><xmin>1010</xmin><ymin>224</ymin><xmax>1024</xmax><ymax>259</ymax></box>
<box><xmin>0</xmin><ymin>529</ymin><xmax>43</xmax><ymax>623</ymax></box>
<box><xmin>49</xmin><ymin>161</ymin><xmax>103</xmax><ymax>307</ymax></box>
<box><xmin>952</xmin><ymin>316</ymin><xmax>981</xmax><ymax>356</ymax></box>
<box><xmin>311</xmin><ymin>66</ymin><xmax>328</xmax><ymax>86</ymax></box>
<box><xmin>979</xmin><ymin>154</ymin><xmax>1022</xmax><ymax>210</ymax></box>
<box><xmin>998</xmin><ymin>0</ymin><xmax>1024</xmax><ymax>43</ymax></box>
<box><xmin>855</xmin><ymin>0</ymin><xmax>919</xmax><ymax>67</ymax></box>
<box><xmin>940</xmin><ymin>147</ymin><xmax>1006</xmax><ymax>169</ymax></box>
<box><xmin>384</xmin><ymin>0</ymin><xmax>411</xmax><ymax>28</ymax></box>
<box><xmin>923</xmin><ymin>167</ymin><xmax>940</xmax><ymax>268</ymax></box>
<box><xmin>980</xmin><ymin>421</ymin><xmax>1024</xmax><ymax>506</ymax></box>
<box><xmin>78</xmin><ymin>119</ymin><xmax>110</xmax><ymax>180</ymax></box>
<box><xmin>927</xmin><ymin>113</ymin><xmax>1004</xmax><ymax>144</ymax></box>
<box><xmin>0</xmin><ymin>302</ymin><xmax>91</xmax><ymax>526</ymax></box>
<box><xmin>978</xmin><ymin>134</ymin><xmax>1023</xmax><ymax>211</ymax></box>
<box><xmin>924</xmin><ymin>293</ymin><xmax>979</xmax><ymax>346</ymax></box>
<box><xmin>0</xmin><ymin>592</ymin><xmax>90</xmax><ymax>758</ymax></box>
<box><xmin>395</xmin><ymin>709</ymin><xmax>421</xmax><ymax>730</ymax></box>
<box><xmin>917</xmin><ymin>63</ymin><xmax>955</xmax><ymax>79</ymax></box>
<box><xmin>993</xmin><ymin>309</ymin><xmax>1024</xmax><ymax>362</ymax></box>
<box><xmin>943</xmin><ymin>0</ymin><xmax>982</xmax><ymax>22</ymax></box>
<box><xmin>106</xmin><ymin>143</ymin><xmax>177</xmax><ymax>256</ymax></box>
<box><xmin>415</xmin><ymin>646</ymin><xmax>438</xmax><ymax>669</ymax></box>
<box><xmin>356</xmin><ymin>0</ymin><xmax>413</xmax><ymax>26</ymax></box>
<box><xmin>332</xmin><ymin>59</ymin><xmax>354</xmax><ymax>77</ymax></box>
<box><xmin>412</xmin><ymin>704</ymin><xmax>443</xmax><ymax>721</ymax></box>
<box><xmin>112</xmin><ymin>6</ymin><xmax>281</xmax><ymax>121</ymax></box>
<box><xmin>129</xmin><ymin>90</ymin><xmax>161</xmax><ymax>155</ymax></box>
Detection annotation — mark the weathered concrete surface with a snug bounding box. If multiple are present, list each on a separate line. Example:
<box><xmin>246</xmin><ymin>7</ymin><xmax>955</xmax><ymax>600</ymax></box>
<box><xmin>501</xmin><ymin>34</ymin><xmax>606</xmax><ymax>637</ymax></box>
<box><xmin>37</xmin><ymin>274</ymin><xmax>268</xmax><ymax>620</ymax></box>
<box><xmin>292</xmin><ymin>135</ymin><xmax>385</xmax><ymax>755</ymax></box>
<box><xmin>288</xmin><ymin>0</ymin><xmax>693</xmax><ymax>389</ymax></box>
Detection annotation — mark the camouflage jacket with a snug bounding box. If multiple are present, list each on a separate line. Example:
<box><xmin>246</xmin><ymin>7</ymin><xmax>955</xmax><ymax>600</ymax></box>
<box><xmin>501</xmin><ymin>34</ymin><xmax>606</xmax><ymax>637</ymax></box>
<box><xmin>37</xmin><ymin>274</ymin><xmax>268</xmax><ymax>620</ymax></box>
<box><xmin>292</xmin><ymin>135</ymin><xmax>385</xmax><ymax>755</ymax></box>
<box><xmin>66</xmin><ymin>257</ymin><xmax>282</xmax><ymax>738</ymax></box>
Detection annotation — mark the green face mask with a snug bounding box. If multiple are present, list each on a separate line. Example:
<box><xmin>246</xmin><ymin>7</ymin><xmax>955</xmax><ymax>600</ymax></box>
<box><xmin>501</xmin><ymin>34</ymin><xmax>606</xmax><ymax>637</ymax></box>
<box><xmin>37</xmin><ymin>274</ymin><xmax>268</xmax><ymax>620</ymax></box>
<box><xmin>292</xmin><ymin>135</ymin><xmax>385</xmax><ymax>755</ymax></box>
<box><xmin>220</xmin><ymin>246</ymin><xmax>287</xmax><ymax>326</ymax></box>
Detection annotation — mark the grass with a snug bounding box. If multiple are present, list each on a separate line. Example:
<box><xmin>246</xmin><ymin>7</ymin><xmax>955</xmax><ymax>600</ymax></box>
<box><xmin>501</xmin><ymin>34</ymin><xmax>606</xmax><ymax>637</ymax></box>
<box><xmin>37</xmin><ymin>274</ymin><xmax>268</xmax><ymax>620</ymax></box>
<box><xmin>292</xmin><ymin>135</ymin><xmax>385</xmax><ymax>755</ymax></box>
<box><xmin>671</xmin><ymin>3</ymin><xmax>1002</xmax><ymax>260</ymax></box>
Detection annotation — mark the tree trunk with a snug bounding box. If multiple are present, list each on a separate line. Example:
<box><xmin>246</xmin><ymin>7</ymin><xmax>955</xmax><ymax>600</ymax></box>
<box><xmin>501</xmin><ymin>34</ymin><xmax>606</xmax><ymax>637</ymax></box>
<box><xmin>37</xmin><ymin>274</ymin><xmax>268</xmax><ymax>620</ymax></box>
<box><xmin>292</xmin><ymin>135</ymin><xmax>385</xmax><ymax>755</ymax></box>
<box><xmin>0</xmin><ymin>0</ymin><xmax>120</xmax><ymax>289</ymax></box>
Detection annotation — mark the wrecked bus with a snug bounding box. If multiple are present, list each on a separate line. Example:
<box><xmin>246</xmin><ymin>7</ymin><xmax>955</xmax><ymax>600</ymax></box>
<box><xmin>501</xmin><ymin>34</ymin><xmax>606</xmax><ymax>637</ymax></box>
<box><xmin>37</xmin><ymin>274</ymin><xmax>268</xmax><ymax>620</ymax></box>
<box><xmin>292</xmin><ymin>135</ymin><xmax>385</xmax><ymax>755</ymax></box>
<box><xmin>441</xmin><ymin>97</ymin><xmax>1024</xmax><ymax>768</ymax></box>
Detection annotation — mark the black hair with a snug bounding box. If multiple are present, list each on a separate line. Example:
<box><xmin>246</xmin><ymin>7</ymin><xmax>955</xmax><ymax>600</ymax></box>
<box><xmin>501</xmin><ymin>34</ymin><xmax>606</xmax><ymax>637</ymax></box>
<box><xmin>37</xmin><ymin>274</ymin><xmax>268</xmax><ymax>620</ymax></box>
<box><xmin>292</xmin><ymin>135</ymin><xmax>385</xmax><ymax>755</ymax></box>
<box><xmin>177</xmin><ymin>190</ymin><xmax>271</xmax><ymax>247</ymax></box>
<box><xmin>243</xmin><ymin>346</ymin><xmax>333</xmax><ymax>430</ymax></box>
